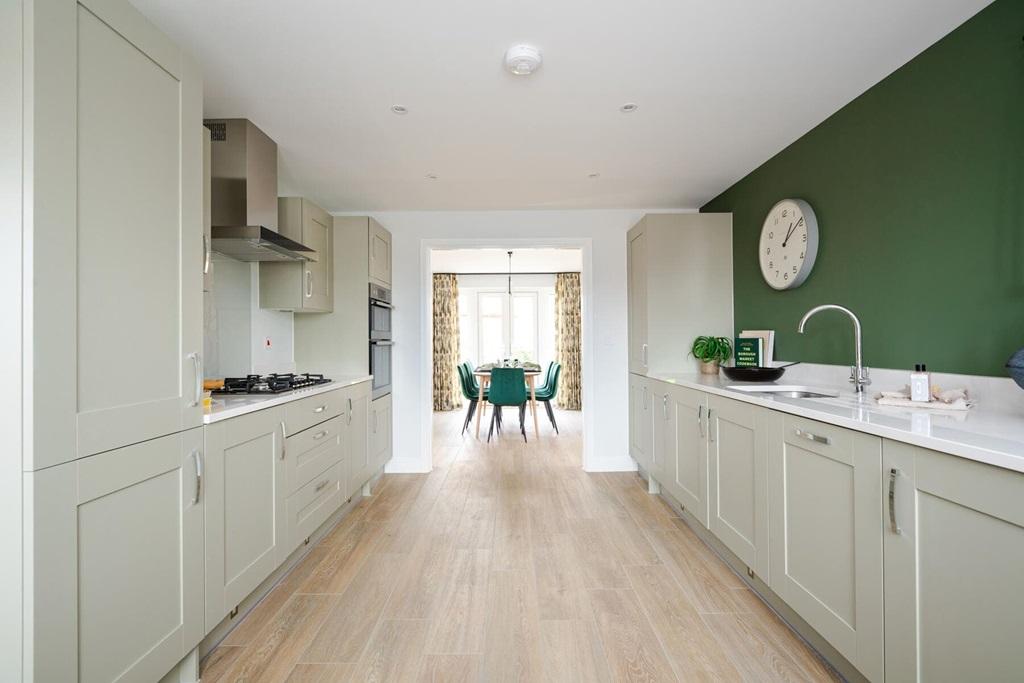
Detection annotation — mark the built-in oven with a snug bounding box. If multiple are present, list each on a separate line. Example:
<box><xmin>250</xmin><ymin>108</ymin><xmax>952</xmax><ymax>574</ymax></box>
<box><xmin>369</xmin><ymin>283</ymin><xmax>393</xmax><ymax>399</ymax></box>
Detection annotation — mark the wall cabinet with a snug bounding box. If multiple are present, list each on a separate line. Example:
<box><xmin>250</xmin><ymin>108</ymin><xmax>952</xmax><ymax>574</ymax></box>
<box><xmin>260</xmin><ymin>197</ymin><xmax>334</xmax><ymax>313</ymax></box>
<box><xmin>883</xmin><ymin>440</ymin><xmax>1024</xmax><ymax>682</ymax></box>
<box><xmin>25</xmin><ymin>0</ymin><xmax>204</xmax><ymax>470</ymax></box>
<box><xmin>707</xmin><ymin>394</ymin><xmax>770</xmax><ymax>580</ymax></box>
<box><xmin>625</xmin><ymin>214</ymin><xmax>733</xmax><ymax>377</ymax></box>
<box><xmin>368</xmin><ymin>218</ymin><xmax>392</xmax><ymax>287</ymax></box>
<box><xmin>768</xmin><ymin>415</ymin><xmax>883</xmax><ymax>682</ymax></box>
<box><xmin>371</xmin><ymin>394</ymin><xmax>393</xmax><ymax>471</ymax></box>
<box><xmin>203</xmin><ymin>407</ymin><xmax>287</xmax><ymax>628</ymax></box>
<box><xmin>203</xmin><ymin>125</ymin><xmax>213</xmax><ymax>293</ymax></box>
<box><xmin>26</xmin><ymin>429</ymin><xmax>205</xmax><ymax>683</ymax></box>
<box><xmin>628</xmin><ymin>374</ymin><xmax>654</xmax><ymax>472</ymax></box>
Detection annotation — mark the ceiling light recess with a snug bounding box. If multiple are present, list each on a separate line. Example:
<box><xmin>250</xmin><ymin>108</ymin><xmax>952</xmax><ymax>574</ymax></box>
<box><xmin>425</xmin><ymin>173</ymin><xmax>438</xmax><ymax>180</ymax></box>
<box><xmin>505</xmin><ymin>44</ymin><xmax>543</xmax><ymax>76</ymax></box>
<box><xmin>391</xmin><ymin>104</ymin><xmax>408</xmax><ymax>115</ymax></box>
<box><xmin>619</xmin><ymin>102</ymin><xmax>638</xmax><ymax>113</ymax></box>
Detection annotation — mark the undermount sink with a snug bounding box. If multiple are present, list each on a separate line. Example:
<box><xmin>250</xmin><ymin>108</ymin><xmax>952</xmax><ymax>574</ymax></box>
<box><xmin>726</xmin><ymin>385</ymin><xmax>840</xmax><ymax>399</ymax></box>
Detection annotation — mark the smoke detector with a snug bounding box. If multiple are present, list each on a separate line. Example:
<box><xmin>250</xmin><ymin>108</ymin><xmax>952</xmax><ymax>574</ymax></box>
<box><xmin>505</xmin><ymin>44</ymin><xmax>542</xmax><ymax>76</ymax></box>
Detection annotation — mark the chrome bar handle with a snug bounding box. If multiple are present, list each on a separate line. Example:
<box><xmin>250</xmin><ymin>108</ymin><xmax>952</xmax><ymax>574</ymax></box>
<box><xmin>642</xmin><ymin>344</ymin><xmax>648</xmax><ymax>366</ymax></box>
<box><xmin>312</xmin><ymin>430</ymin><xmax>328</xmax><ymax>440</ymax></box>
<box><xmin>280</xmin><ymin>421</ymin><xmax>287</xmax><ymax>459</ymax></box>
<box><xmin>794</xmin><ymin>428</ymin><xmax>831</xmax><ymax>445</ymax></box>
<box><xmin>187</xmin><ymin>352</ymin><xmax>202</xmax><ymax>407</ymax></box>
<box><xmin>314</xmin><ymin>479</ymin><xmax>329</xmax><ymax>493</ymax></box>
<box><xmin>347</xmin><ymin>398</ymin><xmax>353</xmax><ymax>425</ymax></box>
<box><xmin>305</xmin><ymin>270</ymin><xmax>313</xmax><ymax>298</ymax></box>
<box><xmin>313</xmin><ymin>404</ymin><xmax>327</xmax><ymax>414</ymax></box>
<box><xmin>697</xmin><ymin>405</ymin><xmax>705</xmax><ymax>438</ymax></box>
<box><xmin>707</xmin><ymin>408</ymin><xmax>715</xmax><ymax>442</ymax></box>
<box><xmin>662</xmin><ymin>395</ymin><xmax>668</xmax><ymax>420</ymax></box>
<box><xmin>888</xmin><ymin>468</ymin><xmax>901</xmax><ymax>534</ymax></box>
<box><xmin>202</xmin><ymin>234</ymin><xmax>211</xmax><ymax>274</ymax></box>
<box><xmin>191</xmin><ymin>449</ymin><xmax>202</xmax><ymax>505</ymax></box>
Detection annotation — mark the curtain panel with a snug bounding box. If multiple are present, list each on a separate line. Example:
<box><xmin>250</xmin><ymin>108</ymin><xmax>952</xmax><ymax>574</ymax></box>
<box><xmin>555</xmin><ymin>272</ymin><xmax>582</xmax><ymax>410</ymax></box>
<box><xmin>432</xmin><ymin>273</ymin><xmax>462</xmax><ymax>411</ymax></box>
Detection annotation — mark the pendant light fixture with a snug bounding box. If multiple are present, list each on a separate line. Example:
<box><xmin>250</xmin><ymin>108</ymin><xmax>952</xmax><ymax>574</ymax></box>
<box><xmin>507</xmin><ymin>250</ymin><xmax>513</xmax><ymax>362</ymax></box>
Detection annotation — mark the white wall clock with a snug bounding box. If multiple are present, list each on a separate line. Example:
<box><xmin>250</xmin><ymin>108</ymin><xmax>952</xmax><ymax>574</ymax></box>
<box><xmin>759</xmin><ymin>198</ymin><xmax>819</xmax><ymax>290</ymax></box>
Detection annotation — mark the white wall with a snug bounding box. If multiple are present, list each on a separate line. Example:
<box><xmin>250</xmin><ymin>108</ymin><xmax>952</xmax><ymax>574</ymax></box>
<box><xmin>363</xmin><ymin>209</ymin><xmax>655</xmax><ymax>473</ymax></box>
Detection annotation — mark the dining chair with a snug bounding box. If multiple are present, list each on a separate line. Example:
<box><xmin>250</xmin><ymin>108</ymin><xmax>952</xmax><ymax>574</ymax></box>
<box><xmin>458</xmin><ymin>362</ymin><xmax>497</xmax><ymax>435</ymax></box>
<box><xmin>534</xmin><ymin>362</ymin><xmax>562</xmax><ymax>434</ymax></box>
<box><xmin>486</xmin><ymin>367</ymin><xmax>528</xmax><ymax>442</ymax></box>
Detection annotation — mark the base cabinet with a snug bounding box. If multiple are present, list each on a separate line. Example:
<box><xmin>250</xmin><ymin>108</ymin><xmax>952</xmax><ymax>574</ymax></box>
<box><xmin>769</xmin><ymin>415</ymin><xmax>884</xmax><ymax>682</ymax></box>
<box><xmin>26</xmin><ymin>429</ymin><xmax>205</xmax><ymax>683</ymax></box>
<box><xmin>629</xmin><ymin>373</ymin><xmax>653</xmax><ymax>471</ymax></box>
<box><xmin>371</xmin><ymin>394</ymin><xmax>393</xmax><ymax>471</ymax></box>
<box><xmin>203</xmin><ymin>407</ymin><xmax>287</xmax><ymax>629</ymax></box>
<box><xmin>707</xmin><ymin>394</ymin><xmax>770</xmax><ymax>580</ymax></box>
<box><xmin>661</xmin><ymin>384</ymin><xmax>710</xmax><ymax>527</ymax></box>
<box><xmin>884</xmin><ymin>440</ymin><xmax>1024</xmax><ymax>682</ymax></box>
<box><xmin>345</xmin><ymin>382</ymin><xmax>373</xmax><ymax>498</ymax></box>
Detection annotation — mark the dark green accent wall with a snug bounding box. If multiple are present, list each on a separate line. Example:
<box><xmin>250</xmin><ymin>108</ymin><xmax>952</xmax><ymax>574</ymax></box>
<box><xmin>702</xmin><ymin>0</ymin><xmax>1024</xmax><ymax>377</ymax></box>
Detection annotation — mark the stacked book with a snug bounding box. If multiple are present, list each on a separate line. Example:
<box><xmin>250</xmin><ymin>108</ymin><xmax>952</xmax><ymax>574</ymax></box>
<box><xmin>734</xmin><ymin>330</ymin><xmax>775</xmax><ymax>368</ymax></box>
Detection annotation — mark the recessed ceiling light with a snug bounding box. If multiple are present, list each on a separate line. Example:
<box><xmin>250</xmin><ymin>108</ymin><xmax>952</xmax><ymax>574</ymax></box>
<box><xmin>391</xmin><ymin>104</ymin><xmax>409</xmax><ymax>115</ymax></box>
<box><xmin>425</xmin><ymin>173</ymin><xmax>438</xmax><ymax>180</ymax></box>
<box><xmin>587</xmin><ymin>172</ymin><xmax>601</xmax><ymax>179</ymax></box>
<box><xmin>619</xmin><ymin>102</ymin><xmax>639</xmax><ymax>113</ymax></box>
<box><xmin>504</xmin><ymin>44</ymin><xmax>543</xmax><ymax>76</ymax></box>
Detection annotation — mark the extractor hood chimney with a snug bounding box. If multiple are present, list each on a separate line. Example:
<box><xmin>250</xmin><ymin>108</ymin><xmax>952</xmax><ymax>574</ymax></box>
<box><xmin>204</xmin><ymin>118</ymin><xmax>314</xmax><ymax>262</ymax></box>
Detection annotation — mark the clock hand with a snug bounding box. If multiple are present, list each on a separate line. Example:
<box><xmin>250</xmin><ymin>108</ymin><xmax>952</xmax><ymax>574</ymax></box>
<box><xmin>782</xmin><ymin>222</ymin><xmax>795</xmax><ymax>247</ymax></box>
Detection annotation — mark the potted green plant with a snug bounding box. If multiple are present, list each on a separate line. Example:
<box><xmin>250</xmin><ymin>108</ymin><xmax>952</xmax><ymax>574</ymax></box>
<box><xmin>691</xmin><ymin>336</ymin><xmax>732</xmax><ymax>375</ymax></box>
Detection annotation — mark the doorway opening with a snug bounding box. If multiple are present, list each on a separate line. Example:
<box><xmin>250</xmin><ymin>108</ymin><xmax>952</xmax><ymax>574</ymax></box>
<box><xmin>424</xmin><ymin>243</ymin><xmax>590</xmax><ymax>468</ymax></box>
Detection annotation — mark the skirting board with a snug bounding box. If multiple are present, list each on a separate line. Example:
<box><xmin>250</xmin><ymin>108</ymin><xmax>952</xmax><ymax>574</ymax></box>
<box><xmin>585</xmin><ymin>456</ymin><xmax>638</xmax><ymax>473</ymax></box>
<box><xmin>637</xmin><ymin>467</ymin><xmax>868</xmax><ymax>683</ymax></box>
<box><xmin>385</xmin><ymin>458</ymin><xmax>431</xmax><ymax>474</ymax></box>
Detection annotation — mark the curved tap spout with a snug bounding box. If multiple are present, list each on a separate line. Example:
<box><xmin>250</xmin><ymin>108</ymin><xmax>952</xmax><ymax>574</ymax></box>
<box><xmin>797</xmin><ymin>304</ymin><xmax>870</xmax><ymax>392</ymax></box>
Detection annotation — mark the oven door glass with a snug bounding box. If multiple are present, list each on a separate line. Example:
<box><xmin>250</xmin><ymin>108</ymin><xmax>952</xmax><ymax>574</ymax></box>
<box><xmin>370</xmin><ymin>301</ymin><xmax>392</xmax><ymax>340</ymax></box>
<box><xmin>370</xmin><ymin>341</ymin><xmax>393</xmax><ymax>398</ymax></box>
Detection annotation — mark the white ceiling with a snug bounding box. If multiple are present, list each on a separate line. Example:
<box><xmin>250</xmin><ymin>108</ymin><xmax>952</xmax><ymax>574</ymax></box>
<box><xmin>132</xmin><ymin>0</ymin><xmax>990</xmax><ymax>212</ymax></box>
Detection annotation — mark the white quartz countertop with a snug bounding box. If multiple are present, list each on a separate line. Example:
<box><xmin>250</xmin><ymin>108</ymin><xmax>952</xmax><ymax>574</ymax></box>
<box><xmin>203</xmin><ymin>375</ymin><xmax>373</xmax><ymax>424</ymax></box>
<box><xmin>648</xmin><ymin>372</ymin><xmax>1024</xmax><ymax>475</ymax></box>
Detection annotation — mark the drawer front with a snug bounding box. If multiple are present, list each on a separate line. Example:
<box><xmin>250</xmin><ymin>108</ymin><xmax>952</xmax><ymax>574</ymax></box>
<box><xmin>285</xmin><ymin>462</ymin><xmax>344</xmax><ymax>556</ymax></box>
<box><xmin>284</xmin><ymin>390</ymin><xmax>343</xmax><ymax>435</ymax></box>
<box><xmin>783</xmin><ymin>415</ymin><xmax>854</xmax><ymax>465</ymax></box>
<box><xmin>286</xmin><ymin>415</ymin><xmax>346</xmax><ymax>495</ymax></box>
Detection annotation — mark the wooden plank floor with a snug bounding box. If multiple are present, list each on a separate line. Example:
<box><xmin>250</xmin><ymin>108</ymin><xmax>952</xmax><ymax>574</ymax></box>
<box><xmin>202</xmin><ymin>408</ymin><xmax>840</xmax><ymax>682</ymax></box>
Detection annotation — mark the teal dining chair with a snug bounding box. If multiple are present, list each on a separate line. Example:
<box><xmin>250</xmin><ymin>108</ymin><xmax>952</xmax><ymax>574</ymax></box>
<box><xmin>458</xmin><ymin>363</ymin><xmax>493</xmax><ymax>435</ymax></box>
<box><xmin>487</xmin><ymin>367</ymin><xmax>528</xmax><ymax>442</ymax></box>
<box><xmin>534</xmin><ymin>362</ymin><xmax>562</xmax><ymax>434</ymax></box>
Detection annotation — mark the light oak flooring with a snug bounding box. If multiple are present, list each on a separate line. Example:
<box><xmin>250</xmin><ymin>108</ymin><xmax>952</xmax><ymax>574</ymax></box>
<box><xmin>201</xmin><ymin>408</ymin><xmax>840</xmax><ymax>682</ymax></box>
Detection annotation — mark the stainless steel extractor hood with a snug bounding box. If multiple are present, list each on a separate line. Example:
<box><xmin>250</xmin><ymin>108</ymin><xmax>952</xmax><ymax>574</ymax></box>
<box><xmin>205</xmin><ymin>118</ymin><xmax>314</xmax><ymax>262</ymax></box>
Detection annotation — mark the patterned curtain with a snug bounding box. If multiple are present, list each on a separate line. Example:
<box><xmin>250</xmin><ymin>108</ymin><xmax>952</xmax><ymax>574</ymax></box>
<box><xmin>432</xmin><ymin>273</ymin><xmax>462</xmax><ymax>411</ymax></box>
<box><xmin>555</xmin><ymin>272</ymin><xmax>582</xmax><ymax>410</ymax></box>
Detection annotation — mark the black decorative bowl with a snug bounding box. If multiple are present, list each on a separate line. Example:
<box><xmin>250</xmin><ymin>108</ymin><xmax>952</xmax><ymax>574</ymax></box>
<box><xmin>1006</xmin><ymin>348</ymin><xmax>1024</xmax><ymax>390</ymax></box>
<box><xmin>721</xmin><ymin>366</ymin><xmax>786</xmax><ymax>382</ymax></box>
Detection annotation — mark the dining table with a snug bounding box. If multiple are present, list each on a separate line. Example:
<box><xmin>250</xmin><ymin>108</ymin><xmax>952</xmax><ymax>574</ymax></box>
<box><xmin>473</xmin><ymin>368</ymin><xmax>543</xmax><ymax>439</ymax></box>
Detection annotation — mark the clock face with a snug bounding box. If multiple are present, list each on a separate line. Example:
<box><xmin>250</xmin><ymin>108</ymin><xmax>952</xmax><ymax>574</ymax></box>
<box><xmin>759</xmin><ymin>199</ymin><xmax>819</xmax><ymax>290</ymax></box>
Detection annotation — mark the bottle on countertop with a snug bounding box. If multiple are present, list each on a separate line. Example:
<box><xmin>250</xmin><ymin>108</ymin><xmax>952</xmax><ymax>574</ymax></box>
<box><xmin>910</xmin><ymin>364</ymin><xmax>931</xmax><ymax>402</ymax></box>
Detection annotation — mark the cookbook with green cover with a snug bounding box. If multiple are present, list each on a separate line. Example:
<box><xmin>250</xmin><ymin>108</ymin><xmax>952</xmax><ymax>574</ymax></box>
<box><xmin>734</xmin><ymin>337</ymin><xmax>763</xmax><ymax>367</ymax></box>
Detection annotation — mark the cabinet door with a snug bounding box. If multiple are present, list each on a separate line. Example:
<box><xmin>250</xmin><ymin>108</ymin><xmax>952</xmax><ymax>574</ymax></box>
<box><xmin>303</xmin><ymin>202</ymin><xmax>332</xmax><ymax>311</ymax></box>
<box><xmin>346</xmin><ymin>383</ymin><xmax>372</xmax><ymax>495</ymax></box>
<box><xmin>884</xmin><ymin>441</ymin><xmax>1024</xmax><ymax>682</ymax></box>
<box><xmin>707</xmin><ymin>395</ymin><xmax>769</xmax><ymax>579</ymax></box>
<box><xmin>769</xmin><ymin>416</ymin><xmax>883</xmax><ymax>682</ymax></box>
<box><xmin>204</xmin><ymin>407</ymin><xmax>287</xmax><ymax>628</ymax></box>
<box><xmin>628</xmin><ymin>374</ymin><xmax>652</xmax><ymax>470</ymax></box>
<box><xmin>26</xmin><ymin>428</ymin><xmax>204</xmax><ymax>683</ymax></box>
<box><xmin>369</xmin><ymin>218</ymin><xmax>392</xmax><ymax>287</ymax></box>
<box><xmin>651</xmin><ymin>384</ymin><xmax>671</xmax><ymax>484</ymax></box>
<box><xmin>626</xmin><ymin>221</ymin><xmax>648</xmax><ymax>375</ymax></box>
<box><xmin>371</xmin><ymin>394</ymin><xmax>393</xmax><ymax>470</ymax></box>
<box><xmin>666</xmin><ymin>385</ymin><xmax>709</xmax><ymax>527</ymax></box>
<box><xmin>28</xmin><ymin>0</ymin><xmax>203</xmax><ymax>469</ymax></box>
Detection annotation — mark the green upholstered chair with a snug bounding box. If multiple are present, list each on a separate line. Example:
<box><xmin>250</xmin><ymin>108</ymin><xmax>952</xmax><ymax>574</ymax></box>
<box><xmin>457</xmin><ymin>364</ymin><xmax>490</xmax><ymax>435</ymax></box>
<box><xmin>535</xmin><ymin>361</ymin><xmax>556</xmax><ymax>395</ymax></box>
<box><xmin>486</xmin><ymin>367</ymin><xmax>528</xmax><ymax>442</ymax></box>
<box><xmin>534</xmin><ymin>363</ymin><xmax>562</xmax><ymax>434</ymax></box>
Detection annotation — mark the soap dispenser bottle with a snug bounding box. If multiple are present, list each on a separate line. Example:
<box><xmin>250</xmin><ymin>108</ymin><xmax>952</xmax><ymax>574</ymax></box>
<box><xmin>910</xmin><ymin>364</ymin><xmax>931</xmax><ymax>402</ymax></box>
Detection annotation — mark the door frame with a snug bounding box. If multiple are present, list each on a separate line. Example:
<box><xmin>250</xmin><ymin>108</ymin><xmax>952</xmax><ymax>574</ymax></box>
<box><xmin>420</xmin><ymin>238</ymin><xmax>595</xmax><ymax>470</ymax></box>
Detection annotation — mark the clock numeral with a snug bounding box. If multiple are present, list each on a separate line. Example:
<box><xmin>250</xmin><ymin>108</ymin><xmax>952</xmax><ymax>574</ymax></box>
<box><xmin>768</xmin><ymin>261</ymin><xmax>773</xmax><ymax>269</ymax></box>
<box><xmin>800</xmin><ymin>251</ymin><xmax>804</xmax><ymax>258</ymax></box>
<box><xmin>792</xmin><ymin>266</ymin><xmax>797</xmax><ymax>273</ymax></box>
<box><xmin>766</xmin><ymin>247</ymin><xmax>771</xmax><ymax>255</ymax></box>
<box><xmin>796</xmin><ymin>217</ymin><xmax>804</xmax><ymax>228</ymax></box>
<box><xmin>802</xmin><ymin>233</ymin><xmax>807</xmax><ymax>242</ymax></box>
<box><xmin>769</xmin><ymin>232</ymin><xmax>774</xmax><ymax>239</ymax></box>
<box><xmin>782</xmin><ymin>209</ymin><xmax>788</xmax><ymax>218</ymax></box>
<box><xmin>784</xmin><ymin>272</ymin><xmax>789</xmax><ymax>280</ymax></box>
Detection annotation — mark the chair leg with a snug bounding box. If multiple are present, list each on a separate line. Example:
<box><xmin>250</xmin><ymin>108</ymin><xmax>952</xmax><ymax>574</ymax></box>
<box><xmin>543</xmin><ymin>400</ymin><xmax>559</xmax><ymax>434</ymax></box>
<box><xmin>462</xmin><ymin>400</ymin><xmax>477</xmax><ymax>435</ymax></box>
<box><xmin>519</xmin><ymin>404</ymin><xmax>527</xmax><ymax>442</ymax></box>
<box><xmin>496</xmin><ymin>405</ymin><xmax>503</xmax><ymax>432</ymax></box>
<box><xmin>487</xmin><ymin>409</ymin><xmax>497</xmax><ymax>442</ymax></box>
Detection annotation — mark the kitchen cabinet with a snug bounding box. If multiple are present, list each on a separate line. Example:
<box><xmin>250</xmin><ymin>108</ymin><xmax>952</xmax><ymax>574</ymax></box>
<box><xmin>768</xmin><ymin>415</ymin><xmax>883</xmax><ymax>682</ymax></box>
<box><xmin>883</xmin><ymin>440</ymin><xmax>1024</xmax><ymax>682</ymax></box>
<box><xmin>661</xmin><ymin>383</ymin><xmax>710</xmax><ymax>527</ymax></box>
<box><xmin>25</xmin><ymin>428</ymin><xmax>205</xmax><ymax>683</ymax></box>
<box><xmin>260</xmin><ymin>197</ymin><xmax>334</xmax><ymax>313</ymax></box>
<box><xmin>346</xmin><ymin>381</ymin><xmax>373</xmax><ymax>497</ymax></box>
<box><xmin>203</xmin><ymin>125</ymin><xmax>213</xmax><ymax>293</ymax></box>
<box><xmin>286</xmin><ymin>462</ymin><xmax>345</xmax><ymax>556</ymax></box>
<box><xmin>629</xmin><ymin>374</ymin><xmax>654</xmax><ymax>472</ymax></box>
<box><xmin>371</xmin><ymin>394</ymin><xmax>393</xmax><ymax>471</ymax></box>
<box><xmin>203</xmin><ymin>407</ymin><xmax>287</xmax><ymax>629</ymax></box>
<box><xmin>369</xmin><ymin>218</ymin><xmax>392</xmax><ymax>287</ymax></box>
<box><xmin>25</xmin><ymin>0</ymin><xmax>204</xmax><ymax>469</ymax></box>
<box><xmin>707</xmin><ymin>394</ymin><xmax>769</xmax><ymax>579</ymax></box>
<box><xmin>624</xmin><ymin>213</ymin><xmax>732</xmax><ymax>377</ymax></box>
